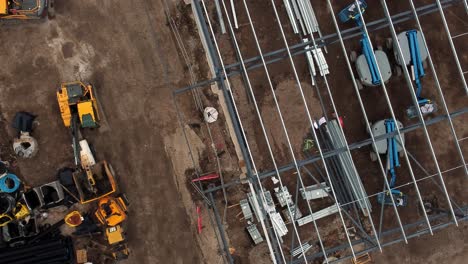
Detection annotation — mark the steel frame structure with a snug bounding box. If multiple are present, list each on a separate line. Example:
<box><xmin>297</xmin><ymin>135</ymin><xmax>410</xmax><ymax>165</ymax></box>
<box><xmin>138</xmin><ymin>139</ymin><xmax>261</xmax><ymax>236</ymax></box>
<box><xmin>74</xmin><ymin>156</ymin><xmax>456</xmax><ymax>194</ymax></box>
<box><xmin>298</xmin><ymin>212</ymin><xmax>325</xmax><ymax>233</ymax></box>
<box><xmin>173</xmin><ymin>0</ymin><xmax>468</xmax><ymax>263</ymax></box>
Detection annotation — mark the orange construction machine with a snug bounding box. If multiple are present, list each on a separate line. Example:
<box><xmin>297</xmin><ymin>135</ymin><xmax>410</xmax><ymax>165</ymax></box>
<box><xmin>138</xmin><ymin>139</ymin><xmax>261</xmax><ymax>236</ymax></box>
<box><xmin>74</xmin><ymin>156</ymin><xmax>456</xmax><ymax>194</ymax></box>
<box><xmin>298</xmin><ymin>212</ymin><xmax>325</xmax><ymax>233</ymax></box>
<box><xmin>95</xmin><ymin>195</ymin><xmax>129</xmax><ymax>227</ymax></box>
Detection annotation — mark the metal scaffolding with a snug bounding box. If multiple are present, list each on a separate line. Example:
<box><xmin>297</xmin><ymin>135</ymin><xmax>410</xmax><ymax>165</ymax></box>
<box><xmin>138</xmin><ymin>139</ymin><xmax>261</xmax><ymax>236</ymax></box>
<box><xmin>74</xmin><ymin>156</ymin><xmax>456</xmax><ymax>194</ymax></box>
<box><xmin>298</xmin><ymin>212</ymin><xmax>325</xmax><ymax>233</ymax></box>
<box><xmin>174</xmin><ymin>0</ymin><xmax>467</xmax><ymax>263</ymax></box>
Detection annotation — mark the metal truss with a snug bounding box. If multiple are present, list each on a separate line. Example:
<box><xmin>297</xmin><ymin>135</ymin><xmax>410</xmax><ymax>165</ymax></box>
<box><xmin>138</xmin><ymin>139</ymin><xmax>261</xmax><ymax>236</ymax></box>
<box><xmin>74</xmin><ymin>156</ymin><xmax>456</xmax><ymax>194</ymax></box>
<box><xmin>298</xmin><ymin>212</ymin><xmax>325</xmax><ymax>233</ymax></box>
<box><xmin>174</xmin><ymin>0</ymin><xmax>468</xmax><ymax>263</ymax></box>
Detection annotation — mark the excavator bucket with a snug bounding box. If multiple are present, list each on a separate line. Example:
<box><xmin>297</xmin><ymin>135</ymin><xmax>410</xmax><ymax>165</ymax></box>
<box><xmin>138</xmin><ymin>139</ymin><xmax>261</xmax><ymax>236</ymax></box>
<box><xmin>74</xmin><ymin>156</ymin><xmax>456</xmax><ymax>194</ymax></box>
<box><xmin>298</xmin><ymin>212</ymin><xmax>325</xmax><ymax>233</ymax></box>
<box><xmin>72</xmin><ymin>161</ymin><xmax>117</xmax><ymax>204</ymax></box>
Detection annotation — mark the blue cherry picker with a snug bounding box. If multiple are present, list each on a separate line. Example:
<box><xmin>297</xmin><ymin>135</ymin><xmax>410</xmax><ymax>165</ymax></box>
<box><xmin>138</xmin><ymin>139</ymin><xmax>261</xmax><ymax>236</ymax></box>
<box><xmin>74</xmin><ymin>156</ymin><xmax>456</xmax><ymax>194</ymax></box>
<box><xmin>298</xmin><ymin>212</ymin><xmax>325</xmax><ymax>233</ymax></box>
<box><xmin>338</xmin><ymin>0</ymin><xmax>392</xmax><ymax>90</ymax></box>
<box><xmin>388</xmin><ymin>29</ymin><xmax>437</xmax><ymax>118</ymax></box>
<box><xmin>369</xmin><ymin>119</ymin><xmax>407</xmax><ymax>206</ymax></box>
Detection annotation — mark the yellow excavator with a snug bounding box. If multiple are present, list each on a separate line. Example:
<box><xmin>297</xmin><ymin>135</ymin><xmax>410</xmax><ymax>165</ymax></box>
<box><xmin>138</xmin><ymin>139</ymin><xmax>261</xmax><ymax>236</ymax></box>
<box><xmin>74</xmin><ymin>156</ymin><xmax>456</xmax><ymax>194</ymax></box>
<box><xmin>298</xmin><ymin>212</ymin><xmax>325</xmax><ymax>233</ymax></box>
<box><xmin>0</xmin><ymin>0</ymin><xmax>54</xmax><ymax>20</ymax></box>
<box><xmin>57</xmin><ymin>81</ymin><xmax>116</xmax><ymax>204</ymax></box>
<box><xmin>57</xmin><ymin>81</ymin><xmax>99</xmax><ymax>166</ymax></box>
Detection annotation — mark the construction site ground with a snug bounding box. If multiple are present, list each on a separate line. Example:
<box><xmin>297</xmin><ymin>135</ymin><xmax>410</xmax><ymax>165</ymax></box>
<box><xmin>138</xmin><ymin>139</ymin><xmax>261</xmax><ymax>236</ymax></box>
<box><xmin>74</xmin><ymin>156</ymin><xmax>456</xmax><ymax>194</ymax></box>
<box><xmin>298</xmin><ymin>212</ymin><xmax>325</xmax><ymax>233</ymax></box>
<box><xmin>174</xmin><ymin>0</ymin><xmax>468</xmax><ymax>263</ymax></box>
<box><xmin>0</xmin><ymin>0</ymin><xmax>466</xmax><ymax>264</ymax></box>
<box><xmin>0</xmin><ymin>0</ymin><xmax>208</xmax><ymax>263</ymax></box>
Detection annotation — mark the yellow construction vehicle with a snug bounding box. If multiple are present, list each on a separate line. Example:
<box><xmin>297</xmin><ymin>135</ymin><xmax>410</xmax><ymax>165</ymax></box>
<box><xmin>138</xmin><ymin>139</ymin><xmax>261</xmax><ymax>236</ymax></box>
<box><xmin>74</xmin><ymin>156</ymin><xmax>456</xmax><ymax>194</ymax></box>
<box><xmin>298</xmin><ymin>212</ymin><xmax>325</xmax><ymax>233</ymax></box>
<box><xmin>57</xmin><ymin>81</ymin><xmax>99</xmax><ymax>129</ymax></box>
<box><xmin>56</xmin><ymin>81</ymin><xmax>115</xmax><ymax>204</ymax></box>
<box><xmin>0</xmin><ymin>0</ymin><xmax>54</xmax><ymax>20</ymax></box>
<box><xmin>106</xmin><ymin>225</ymin><xmax>125</xmax><ymax>245</ymax></box>
<box><xmin>73</xmin><ymin>138</ymin><xmax>117</xmax><ymax>204</ymax></box>
<box><xmin>92</xmin><ymin>194</ymin><xmax>130</xmax><ymax>261</ymax></box>
<box><xmin>106</xmin><ymin>225</ymin><xmax>130</xmax><ymax>260</ymax></box>
<box><xmin>95</xmin><ymin>195</ymin><xmax>129</xmax><ymax>227</ymax></box>
<box><xmin>72</xmin><ymin>160</ymin><xmax>118</xmax><ymax>204</ymax></box>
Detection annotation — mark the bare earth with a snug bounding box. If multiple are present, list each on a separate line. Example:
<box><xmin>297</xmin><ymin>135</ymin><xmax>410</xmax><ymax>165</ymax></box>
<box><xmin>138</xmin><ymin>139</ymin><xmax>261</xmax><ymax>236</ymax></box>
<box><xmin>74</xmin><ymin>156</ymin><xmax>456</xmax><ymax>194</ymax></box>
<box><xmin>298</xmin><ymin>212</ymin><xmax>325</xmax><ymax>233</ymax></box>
<box><xmin>0</xmin><ymin>0</ymin><xmax>466</xmax><ymax>264</ymax></box>
<box><xmin>0</xmin><ymin>0</ymin><xmax>204</xmax><ymax>263</ymax></box>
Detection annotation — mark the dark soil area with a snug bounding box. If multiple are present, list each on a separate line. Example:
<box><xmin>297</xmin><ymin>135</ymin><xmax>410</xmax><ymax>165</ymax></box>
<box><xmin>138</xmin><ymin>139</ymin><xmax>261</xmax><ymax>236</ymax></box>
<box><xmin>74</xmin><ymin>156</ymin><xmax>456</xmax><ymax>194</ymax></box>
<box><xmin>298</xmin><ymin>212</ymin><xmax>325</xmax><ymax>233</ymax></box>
<box><xmin>0</xmin><ymin>0</ymin><xmax>208</xmax><ymax>263</ymax></box>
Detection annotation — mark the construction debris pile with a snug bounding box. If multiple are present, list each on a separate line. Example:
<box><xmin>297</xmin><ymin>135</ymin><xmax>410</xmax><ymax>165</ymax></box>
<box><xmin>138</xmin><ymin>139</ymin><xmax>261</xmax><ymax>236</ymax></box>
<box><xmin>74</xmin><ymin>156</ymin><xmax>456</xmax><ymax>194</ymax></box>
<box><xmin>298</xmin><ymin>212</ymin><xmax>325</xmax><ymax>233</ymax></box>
<box><xmin>0</xmin><ymin>81</ymin><xmax>129</xmax><ymax>264</ymax></box>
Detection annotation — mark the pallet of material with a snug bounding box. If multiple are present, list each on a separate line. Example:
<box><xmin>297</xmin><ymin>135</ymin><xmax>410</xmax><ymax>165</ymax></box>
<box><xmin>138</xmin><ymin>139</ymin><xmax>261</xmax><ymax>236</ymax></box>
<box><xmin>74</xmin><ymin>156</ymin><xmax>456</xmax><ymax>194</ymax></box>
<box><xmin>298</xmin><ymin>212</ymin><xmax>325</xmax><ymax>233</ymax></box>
<box><xmin>240</xmin><ymin>199</ymin><xmax>253</xmax><ymax>221</ymax></box>
<box><xmin>274</xmin><ymin>186</ymin><xmax>293</xmax><ymax>207</ymax></box>
<box><xmin>300</xmin><ymin>182</ymin><xmax>330</xmax><ymax>200</ymax></box>
<box><xmin>247</xmin><ymin>190</ymin><xmax>274</xmax><ymax>221</ymax></box>
<box><xmin>246</xmin><ymin>224</ymin><xmax>264</xmax><ymax>245</ymax></box>
<box><xmin>296</xmin><ymin>204</ymin><xmax>339</xmax><ymax>226</ymax></box>
<box><xmin>282</xmin><ymin>203</ymin><xmax>303</xmax><ymax>222</ymax></box>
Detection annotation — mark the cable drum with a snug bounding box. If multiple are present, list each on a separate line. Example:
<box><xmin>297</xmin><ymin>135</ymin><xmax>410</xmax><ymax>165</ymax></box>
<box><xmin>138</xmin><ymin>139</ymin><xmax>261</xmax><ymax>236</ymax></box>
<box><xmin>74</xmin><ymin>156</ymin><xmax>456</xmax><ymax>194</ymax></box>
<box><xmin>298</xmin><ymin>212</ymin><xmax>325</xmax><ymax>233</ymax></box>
<box><xmin>0</xmin><ymin>174</ymin><xmax>21</xmax><ymax>193</ymax></box>
<box><xmin>204</xmin><ymin>107</ymin><xmax>219</xmax><ymax>123</ymax></box>
<box><xmin>13</xmin><ymin>133</ymin><xmax>38</xmax><ymax>158</ymax></box>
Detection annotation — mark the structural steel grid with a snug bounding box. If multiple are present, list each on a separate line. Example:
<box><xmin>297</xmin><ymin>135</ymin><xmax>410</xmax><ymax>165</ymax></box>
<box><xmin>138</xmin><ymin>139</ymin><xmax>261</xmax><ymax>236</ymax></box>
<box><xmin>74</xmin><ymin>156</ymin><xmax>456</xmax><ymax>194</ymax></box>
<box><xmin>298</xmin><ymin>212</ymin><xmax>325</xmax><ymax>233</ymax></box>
<box><xmin>173</xmin><ymin>0</ymin><xmax>468</xmax><ymax>263</ymax></box>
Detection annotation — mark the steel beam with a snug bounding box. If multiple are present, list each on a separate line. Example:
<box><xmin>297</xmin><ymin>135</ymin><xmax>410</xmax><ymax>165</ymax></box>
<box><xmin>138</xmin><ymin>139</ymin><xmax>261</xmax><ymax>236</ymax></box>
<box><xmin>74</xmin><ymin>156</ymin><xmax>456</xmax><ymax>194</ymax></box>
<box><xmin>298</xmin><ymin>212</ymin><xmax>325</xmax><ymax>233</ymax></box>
<box><xmin>325</xmin><ymin>0</ymin><xmax>408</xmax><ymax>242</ymax></box>
<box><xmin>380</xmin><ymin>0</ymin><xmax>458</xmax><ymax>226</ymax></box>
<box><xmin>290</xmin><ymin>208</ymin><xmax>468</xmax><ymax>264</ymax></box>
<box><xmin>223</xmin><ymin>0</ymin><xmax>460</xmax><ymax>74</ymax></box>
<box><xmin>434</xmin><ymin>0</ymin><xmax>468</xmax><ymax>94</ymax></box>
<box><xmin>404</xmin><ymin>0</ymin><xmax>468</xmax><ymax>177</ymax></box>
<box><xmin>174</xmin><ymin>0</ymin><xmax>461</xmax><ymax>95</ymax></box>
<box><xmin>209</xmin><ymin>193</ymin><xmax>234</xmax><ymax>264</ymax></box>
<box><xmin>202</xmin><ymin>108</ymin><xmax>468</xmax><ymax>194</ymax></box>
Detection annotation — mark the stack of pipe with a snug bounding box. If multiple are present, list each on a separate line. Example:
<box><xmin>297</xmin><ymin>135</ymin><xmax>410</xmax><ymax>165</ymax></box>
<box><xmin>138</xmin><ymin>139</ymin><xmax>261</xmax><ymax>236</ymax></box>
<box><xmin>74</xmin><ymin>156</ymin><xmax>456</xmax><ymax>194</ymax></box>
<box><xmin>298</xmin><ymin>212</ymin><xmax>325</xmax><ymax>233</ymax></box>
<box><xmin>315</xmin><ymin>123</ymin><xmax>356</xmax><ymax>211</ymax></box>
<box><xmin>283</xmin><ymin>0</ymin><xmax>319</xmax><ymax>35</ymax></box>
<box><xmin>326</xmin><ymin>120</ymin><xmax>371</xmax><ymax>215</ymax></box>
<box><xmin>0</xmin><ymin>236</ymin><xmax>74</xmax><ymax>264</ymax></box>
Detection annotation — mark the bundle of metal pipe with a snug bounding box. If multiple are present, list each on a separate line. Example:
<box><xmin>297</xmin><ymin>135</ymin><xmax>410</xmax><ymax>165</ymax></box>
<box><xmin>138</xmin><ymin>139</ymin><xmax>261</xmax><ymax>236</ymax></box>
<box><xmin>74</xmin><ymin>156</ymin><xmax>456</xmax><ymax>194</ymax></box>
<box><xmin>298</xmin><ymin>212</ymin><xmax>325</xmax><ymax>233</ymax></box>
<box><xmin>315</xmin><ymin>124</ymin><xmax>355</xmax><ymax>211</ymax></box>
<box><xmin>325</xmin><ymin>120</ymin><xmax>371</xmax><ymax>215</ymax></box>
<box><xmin>0</xmin><ymin>236</ymin><xmax>74</xmax><ymax>264</ymax></box>
<box><xmin>283</xmin><ymin>0</ymin><xmax>319</xmax><ymax>35</ymax></box>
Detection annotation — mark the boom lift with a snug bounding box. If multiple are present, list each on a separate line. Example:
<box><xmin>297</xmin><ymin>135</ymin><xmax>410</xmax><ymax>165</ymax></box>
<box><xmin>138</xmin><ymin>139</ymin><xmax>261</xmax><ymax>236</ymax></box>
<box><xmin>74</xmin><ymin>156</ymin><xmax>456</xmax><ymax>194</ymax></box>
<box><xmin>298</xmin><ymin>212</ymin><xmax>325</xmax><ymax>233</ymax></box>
<box><xmin>368</xmin><ymin>119</ymin><xmax>407</xmax><ymax>206</ymax></box>
<box><xmin>0</xmin><ymin>0</ymin><xmax>54</xmax><ymax>20</ymax></box>
<box><xmin>339</xmin><ymin>0</ymin><xmax>392</xmax><ymax>89</ymax></box>
<box><xmin>388</xmin><ymin>30</ymin><xmax>437</xmax><ymax>118</ymax></box>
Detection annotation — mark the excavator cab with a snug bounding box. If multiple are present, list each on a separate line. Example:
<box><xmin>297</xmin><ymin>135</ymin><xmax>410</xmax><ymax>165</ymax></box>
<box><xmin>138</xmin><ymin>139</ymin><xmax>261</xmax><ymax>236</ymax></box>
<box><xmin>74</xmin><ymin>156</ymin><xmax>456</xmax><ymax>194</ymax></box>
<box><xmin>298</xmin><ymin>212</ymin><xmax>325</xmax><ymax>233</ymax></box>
<box><xmin>57</xmin><ymin>81</ymin><xmax>99</xmax><ymax>129</ymax></box>
<box><xmin>95</xmin><ymin>195</ymin><xmax>129</xmax><ymax>227</ymax></box>
<box><xmin>0</xmin><ymin>0</ymin><xmax>51</xmax><ymax>19</ymax></box>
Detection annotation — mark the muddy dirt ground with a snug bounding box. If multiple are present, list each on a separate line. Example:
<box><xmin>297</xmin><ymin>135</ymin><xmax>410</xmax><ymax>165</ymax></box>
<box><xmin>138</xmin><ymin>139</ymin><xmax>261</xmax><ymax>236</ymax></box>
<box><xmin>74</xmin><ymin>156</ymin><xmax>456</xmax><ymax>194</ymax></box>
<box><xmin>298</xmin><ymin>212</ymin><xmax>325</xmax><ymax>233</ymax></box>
<box><xmin>0</xmin><ymin>0</ymin><xmax>466</xmax><ymax>264</ymax></box>
<box><xmin>0</xmin><ymin>0</ymin><xmax>215</xmax><ymax>263</ymax></box>
<box><xmin>179</xmin><ymin>0</ymin><xmax>468</xmax><ymax>263</ymax></box>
